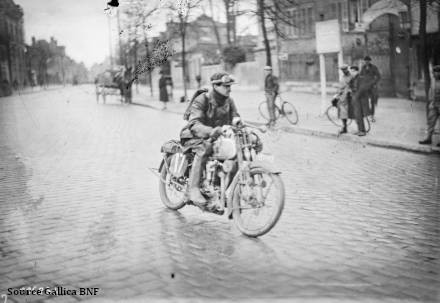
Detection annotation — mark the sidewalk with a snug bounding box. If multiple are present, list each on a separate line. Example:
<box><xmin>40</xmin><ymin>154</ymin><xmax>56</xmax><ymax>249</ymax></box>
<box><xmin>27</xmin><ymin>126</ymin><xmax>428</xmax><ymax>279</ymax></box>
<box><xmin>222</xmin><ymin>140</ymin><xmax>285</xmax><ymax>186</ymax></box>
<box><xmin>131</xmin><ymin>85</ymin><xmax>440</xmax><ymax>154</ymax></box>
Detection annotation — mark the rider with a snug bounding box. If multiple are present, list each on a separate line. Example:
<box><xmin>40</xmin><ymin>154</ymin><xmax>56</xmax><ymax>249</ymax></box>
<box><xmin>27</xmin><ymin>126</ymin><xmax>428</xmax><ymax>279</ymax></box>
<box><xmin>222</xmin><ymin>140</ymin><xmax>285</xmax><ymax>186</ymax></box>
<box><xmin>264</xmin><ymin>66</ymin><xmax>279</xmax><ymax>126</ymax></box>
<box><xmin>180</xmin><ymin>72</ymin><xmax>241</xmax><ymax>205</ymax></box>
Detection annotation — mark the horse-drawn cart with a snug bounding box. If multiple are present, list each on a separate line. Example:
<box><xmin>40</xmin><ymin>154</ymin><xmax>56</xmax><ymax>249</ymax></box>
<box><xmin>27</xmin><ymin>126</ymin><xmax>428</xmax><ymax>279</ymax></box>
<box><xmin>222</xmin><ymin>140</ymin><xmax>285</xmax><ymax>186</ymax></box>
<box><xmin>95</xmin><ymin>67</ymin><xmax>125</xmax><ymax>104</ymax></box>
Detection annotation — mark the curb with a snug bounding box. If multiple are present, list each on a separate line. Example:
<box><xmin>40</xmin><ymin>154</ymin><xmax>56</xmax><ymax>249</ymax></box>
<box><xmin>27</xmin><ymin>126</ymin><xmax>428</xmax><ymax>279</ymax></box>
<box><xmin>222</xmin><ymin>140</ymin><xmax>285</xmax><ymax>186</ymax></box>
<box><xmin>131</xmin><ymin>101</ymin><xmax>440</xmax><ymax>155</ymax></box>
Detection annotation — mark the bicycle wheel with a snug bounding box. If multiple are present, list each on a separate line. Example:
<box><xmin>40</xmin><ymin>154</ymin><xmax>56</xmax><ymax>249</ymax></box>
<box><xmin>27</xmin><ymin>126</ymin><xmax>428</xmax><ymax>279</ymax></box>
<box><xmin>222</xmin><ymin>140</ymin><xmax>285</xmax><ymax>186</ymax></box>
<box><xmin>258</xmin><ymin>101</ymin><xmax>280</xmax><ymax>122</ymax></box>
<box><xmin>282</xmin><ymin>101</ymin><xmax>299</xmax><ymax>125</ymax></box>
<box><xmin>326</xmin><ymin>105</ymin><xmax>343</xmax><ymax>127</ymax></box>
<box><xmin>232</xmin><ymin>167</ymin><xmax>285</xmax><ymax>237</ymax></box>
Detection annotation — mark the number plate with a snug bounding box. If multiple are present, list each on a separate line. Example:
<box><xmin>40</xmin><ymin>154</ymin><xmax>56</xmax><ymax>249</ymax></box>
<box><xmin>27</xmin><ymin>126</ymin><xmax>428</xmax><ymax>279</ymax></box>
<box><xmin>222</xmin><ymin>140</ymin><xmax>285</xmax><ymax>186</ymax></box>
<box><xmin>256</xmin><ymin>153</ymin><xmax>274</xmax><ymax>163</ymax></box>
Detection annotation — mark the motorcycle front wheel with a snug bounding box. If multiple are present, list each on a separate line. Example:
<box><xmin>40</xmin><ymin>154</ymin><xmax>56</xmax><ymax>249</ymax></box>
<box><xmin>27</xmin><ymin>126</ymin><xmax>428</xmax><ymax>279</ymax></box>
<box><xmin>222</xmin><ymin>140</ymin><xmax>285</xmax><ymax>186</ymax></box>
<box><xmin>232</xmin><ymin>167</ymin><xmax>285</xmax><ymax>237</ymax></box>
<box><xmin>159</xmin><ymin>160</ymin><xmax>186</xmax><ymax>210</ymax></box>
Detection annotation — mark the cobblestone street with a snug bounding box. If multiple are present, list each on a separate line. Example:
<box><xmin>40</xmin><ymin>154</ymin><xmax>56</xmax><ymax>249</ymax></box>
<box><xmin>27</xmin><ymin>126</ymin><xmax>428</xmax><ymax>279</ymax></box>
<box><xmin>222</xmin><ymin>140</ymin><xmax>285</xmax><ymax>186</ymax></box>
<box><xmin>0</xmin><ymin>86</ymin><xmax>439</xmax><ymax>302</ymax></box>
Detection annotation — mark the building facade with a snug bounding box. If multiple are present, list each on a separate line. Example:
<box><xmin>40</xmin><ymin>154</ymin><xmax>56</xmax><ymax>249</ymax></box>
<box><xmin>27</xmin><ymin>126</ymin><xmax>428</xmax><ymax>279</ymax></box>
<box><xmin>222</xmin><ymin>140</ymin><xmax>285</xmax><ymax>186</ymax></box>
<box><xmin>0</xmin><ymin>0</ymin><xmax>26</xmax><ymax>95</ymax></box>
<box><xmin>258</xmin><ymin>0</ymin><xmax>440</xmax><ymax>98</ymax></box>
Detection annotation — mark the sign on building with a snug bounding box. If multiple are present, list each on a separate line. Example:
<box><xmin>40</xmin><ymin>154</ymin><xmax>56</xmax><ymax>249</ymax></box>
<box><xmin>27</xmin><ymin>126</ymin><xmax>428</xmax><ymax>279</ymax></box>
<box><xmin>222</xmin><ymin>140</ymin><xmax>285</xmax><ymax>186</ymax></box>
<box><xmin>315</xmin><ymin>19</ymin><xmax>341</xmax><ymax>54</ymax></box>
<box><xmin>315</xmin><ymin>19</ymin><xmax>343</xmax><ymax>114</ymax></box>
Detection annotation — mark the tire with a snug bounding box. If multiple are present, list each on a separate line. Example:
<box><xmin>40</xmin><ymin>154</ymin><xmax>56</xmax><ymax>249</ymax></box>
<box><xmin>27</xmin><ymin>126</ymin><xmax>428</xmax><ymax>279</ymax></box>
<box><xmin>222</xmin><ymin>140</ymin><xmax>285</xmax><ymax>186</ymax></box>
<box><xmin>159</xmin><ymin>161</ymin><xmax>186</xmax><ymax>210</ymax></box>
<box><xmin>232</xmin><ymin>167</ymin><xmax>285</xmax><ymax>237</ymax></box>
<box><xmin>282</xmin><ymin>102</ymin><xmax>299</xmax><ymax>125</ymax></box>
<box><xmin>325</xmin><ymin>105</ymin><xmax>353</xmax><ymax>127</ymax></box>
<box><xmin>326</xmin><ymin>105</ymin><xmax>343</xmax><ymax>127</ymax></box>
<box><xmin>258</xmin><ymin>101</ymin><xmax>280</xmax><ymax>122</ymax></box>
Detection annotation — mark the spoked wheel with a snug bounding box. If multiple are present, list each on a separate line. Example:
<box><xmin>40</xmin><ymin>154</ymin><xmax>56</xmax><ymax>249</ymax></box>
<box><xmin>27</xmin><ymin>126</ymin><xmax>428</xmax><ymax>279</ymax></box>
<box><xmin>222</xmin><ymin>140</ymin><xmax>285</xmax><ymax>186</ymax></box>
<box><xmin>232</xmin><ymin>167</ymin><xmax>285</xmax><ymax>237</ymax></box>
<box><xmin>258</xmin><ymin>101</ymin><xmax>280</xmax><ymax>122</ymax></box>
<box><xmin>282</xmin><ymin>101</ymin><xmax>299</xmax><ymax>125</ymax></box>
<box><xmin>325</xmin><ymin>105</ymin><xmax>353</xmax><ymax>127</ymax></box>
<box><xmin>159</xmin><ymin>161</ymin><xmax>186</xmax><ymax>210</ymax></box>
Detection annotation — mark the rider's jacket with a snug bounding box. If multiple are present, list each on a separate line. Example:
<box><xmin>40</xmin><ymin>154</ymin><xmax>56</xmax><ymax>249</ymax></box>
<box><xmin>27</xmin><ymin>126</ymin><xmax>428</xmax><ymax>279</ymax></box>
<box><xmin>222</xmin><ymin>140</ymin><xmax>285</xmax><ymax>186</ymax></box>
<box><xmin>264</xmin><ymin>74</ymin><xmax>279</xmax><ymax>94</ymax></box>
<box><xmin>180</xmin><ymin>89</ymin><xmax>240</xmax><ymax>140</ymax></box>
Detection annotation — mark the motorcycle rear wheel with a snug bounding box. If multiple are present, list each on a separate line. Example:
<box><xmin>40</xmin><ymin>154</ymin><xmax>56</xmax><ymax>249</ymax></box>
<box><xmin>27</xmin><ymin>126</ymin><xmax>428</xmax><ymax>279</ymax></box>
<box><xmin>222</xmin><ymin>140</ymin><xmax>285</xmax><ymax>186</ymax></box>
<box><xmin>232</xmin><ymin>167</ymin><xmax>285</xmax><ymax>237</ymax></box>
<box><xmin>159</xmin><ymin>161</ymin><xmax>186</xmax><ymax>210</ymax></box>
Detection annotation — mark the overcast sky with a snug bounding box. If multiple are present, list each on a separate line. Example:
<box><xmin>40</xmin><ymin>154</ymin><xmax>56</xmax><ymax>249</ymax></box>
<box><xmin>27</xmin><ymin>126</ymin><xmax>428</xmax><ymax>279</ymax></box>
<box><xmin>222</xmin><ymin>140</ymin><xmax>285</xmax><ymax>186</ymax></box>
<box><xmin>14</xmin><ymin>0</ymin><xmax>257</xmax><ymax>69</ymax></box>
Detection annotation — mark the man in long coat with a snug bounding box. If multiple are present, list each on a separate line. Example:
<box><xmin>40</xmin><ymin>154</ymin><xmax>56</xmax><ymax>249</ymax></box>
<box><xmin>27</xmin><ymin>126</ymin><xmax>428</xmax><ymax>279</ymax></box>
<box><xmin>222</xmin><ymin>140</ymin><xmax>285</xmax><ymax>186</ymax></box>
<box><xmin>350</xmin><ymin>66</ymin><xmax>369</xmax><ymax>136</ymax></box>
<box><xmin>359</xmin><ymin>56</ymin><xmax>381</xmax><ymax>121</ymax></box>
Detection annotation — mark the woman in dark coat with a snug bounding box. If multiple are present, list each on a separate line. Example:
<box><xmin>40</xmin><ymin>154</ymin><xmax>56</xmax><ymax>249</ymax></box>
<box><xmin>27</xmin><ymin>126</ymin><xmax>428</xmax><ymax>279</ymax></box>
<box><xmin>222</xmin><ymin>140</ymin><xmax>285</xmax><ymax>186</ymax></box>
<box><xmin>159</xmin><ymin>71</ymin><xmax>169</xmax><ymax>110</ymax></box>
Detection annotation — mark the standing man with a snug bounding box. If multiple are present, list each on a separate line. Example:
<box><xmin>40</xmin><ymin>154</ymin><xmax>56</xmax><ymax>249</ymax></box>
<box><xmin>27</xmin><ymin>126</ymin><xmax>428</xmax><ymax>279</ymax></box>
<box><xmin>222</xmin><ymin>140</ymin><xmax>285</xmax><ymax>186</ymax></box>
<box><xmin>359</xmin><ymin>56</ymin><xmax>381</xmax><ymax>122</ymax></box>
<box><xmin>419</xmin><ymin>65</ymin><xmax>440</xmax><ymax>147</ymax></box>
<box><xmin>264</xmin><ymin>66</ymin><xmax>279</xmax><ymax>126</ymax></box>
<box><xmin>350</xmin><ymin>66</ymin><xmax>369</xmax><ymax>136</ymax></box>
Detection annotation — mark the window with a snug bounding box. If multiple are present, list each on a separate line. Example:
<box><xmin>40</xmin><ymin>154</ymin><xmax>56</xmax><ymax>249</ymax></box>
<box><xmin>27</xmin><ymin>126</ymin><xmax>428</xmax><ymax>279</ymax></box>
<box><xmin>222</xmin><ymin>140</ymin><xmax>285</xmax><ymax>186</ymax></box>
<box><xmin>287</xmin><ymin>5</ymin><xmax>314</xmax><ymax>38</ymax></box>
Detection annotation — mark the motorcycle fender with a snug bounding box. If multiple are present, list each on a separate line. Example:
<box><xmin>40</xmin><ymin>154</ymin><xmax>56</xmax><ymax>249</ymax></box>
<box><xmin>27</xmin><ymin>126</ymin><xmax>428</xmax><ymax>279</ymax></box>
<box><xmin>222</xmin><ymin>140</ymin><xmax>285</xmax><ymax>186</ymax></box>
<box><xmin>249</xmin><ymin>160</ymin><xmax>281</xmax><ymax>174</ymax></box>
<box><xmin>159</xmin><ymin>154</ymin><xmax>171</xmax><ymax>173</ymax></box>
<box><xmin>225</xmin><ymin>161</ymin><xmax>281</xmax><ymax>219</ymax></box>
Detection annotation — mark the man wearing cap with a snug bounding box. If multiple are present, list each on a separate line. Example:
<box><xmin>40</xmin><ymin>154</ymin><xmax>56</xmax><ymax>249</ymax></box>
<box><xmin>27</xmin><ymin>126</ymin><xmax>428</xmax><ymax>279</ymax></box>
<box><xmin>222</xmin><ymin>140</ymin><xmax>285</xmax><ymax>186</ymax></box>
<box><xmin>180</xmin><ymin>72</ymin><xmax>241</xmax><ymax>205</ymax></box>
<box><xmin>264</xmin><ymin>66</ymin><xmax>279</xmax><ymax>126</ymax></box>
<box><xmin>359</xmin><ymin>56</ymin><xmax>381</xmax><ymax>122</ymax></box>
<box><xmin>419</xmin><ymin>65</ymin><xmax>440</xmax><ymax>147</ymax></box>
<box><xmin>332</xmin><ymin>64</ymin><xmax>353</xmax><ymax>134</ymax></box>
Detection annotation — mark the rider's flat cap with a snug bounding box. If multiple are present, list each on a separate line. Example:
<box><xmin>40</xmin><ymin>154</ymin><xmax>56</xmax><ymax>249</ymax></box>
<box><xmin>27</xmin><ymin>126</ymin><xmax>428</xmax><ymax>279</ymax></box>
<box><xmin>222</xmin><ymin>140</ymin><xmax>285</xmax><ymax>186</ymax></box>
<box><xmin>364</xmin><ymin>55</ymin><xmax>372</xmax><ymax>61</ymax></box>
<box><xmin>210</xmin><ymin>72</ymin><xmax>236</xmax><ymax>85</ymax></box>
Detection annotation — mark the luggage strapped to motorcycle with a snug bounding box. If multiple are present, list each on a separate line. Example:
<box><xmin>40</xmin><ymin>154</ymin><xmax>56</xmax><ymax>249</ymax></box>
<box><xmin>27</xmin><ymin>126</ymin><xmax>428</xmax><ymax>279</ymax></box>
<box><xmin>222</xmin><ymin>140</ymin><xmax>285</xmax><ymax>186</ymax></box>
<box><xmin>183</xmin><ymin>88</ymin><xmax>209</xmax><ymax>121</ymax></box>
<box><xmin>161</xmin><ymin>139</ymin><xmax>182</xmax><ymax>154</ymax></box>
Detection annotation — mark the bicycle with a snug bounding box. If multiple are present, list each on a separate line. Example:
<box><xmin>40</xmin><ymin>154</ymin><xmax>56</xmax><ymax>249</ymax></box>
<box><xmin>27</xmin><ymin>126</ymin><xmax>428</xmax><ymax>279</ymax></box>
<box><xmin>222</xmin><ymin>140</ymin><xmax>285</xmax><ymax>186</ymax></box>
<box><xmin>325</xmin><ymin>104</ymin><xmax>371</xmax><ymax>133</ymax></box>
<box><xmin>258</xmin><ymin>93</ymin><xmax>299</xmax><ymax>125</ymax></box>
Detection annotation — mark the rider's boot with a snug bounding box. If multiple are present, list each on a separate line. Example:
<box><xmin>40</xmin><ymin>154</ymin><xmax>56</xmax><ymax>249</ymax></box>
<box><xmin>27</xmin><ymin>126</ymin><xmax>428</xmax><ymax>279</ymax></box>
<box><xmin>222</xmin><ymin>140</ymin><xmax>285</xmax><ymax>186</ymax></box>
<box><xmin>188</xmin><ymin>154</ymin><xmax>207</xmax><ymax>205</ymax></box>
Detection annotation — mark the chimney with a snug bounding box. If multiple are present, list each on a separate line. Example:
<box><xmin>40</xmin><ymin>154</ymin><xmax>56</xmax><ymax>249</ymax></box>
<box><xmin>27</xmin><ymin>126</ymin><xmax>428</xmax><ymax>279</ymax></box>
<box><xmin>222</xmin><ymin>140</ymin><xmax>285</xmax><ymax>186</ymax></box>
<box><xmin>32</xmin><ymin>36</ymin><xmax>36</xmax><ymax>46</ymax></box>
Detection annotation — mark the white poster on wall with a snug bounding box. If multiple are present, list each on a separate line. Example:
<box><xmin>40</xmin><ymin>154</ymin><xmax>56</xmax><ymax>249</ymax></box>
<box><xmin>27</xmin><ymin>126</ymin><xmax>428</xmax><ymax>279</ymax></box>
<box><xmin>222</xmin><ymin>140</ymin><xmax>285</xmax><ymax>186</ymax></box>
<box><xmin>315</xmin><ymin>19</ymin><xmax>341</xmax><ymax>54</ymax></box>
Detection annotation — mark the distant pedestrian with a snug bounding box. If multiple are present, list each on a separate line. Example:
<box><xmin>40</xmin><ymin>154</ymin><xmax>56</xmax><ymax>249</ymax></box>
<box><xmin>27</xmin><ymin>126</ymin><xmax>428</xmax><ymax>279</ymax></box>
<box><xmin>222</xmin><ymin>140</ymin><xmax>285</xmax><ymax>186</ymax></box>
<box><xmin>13</xmin><ymin>79</ymin><xmax>19</xmax><ymax>91</ymax></box>
<box><xmin>359</xmin><ymin>56</ymin><xmax>381</xmax><ymax>122</ymax></box>
<box><xmin>419</xmin><ymin>65</ymin><xmax>440</xmax><ymax>147</ymax></box>
<box><xmin>166</xmin><ymin>75</ymin><xmax>173</xmax><ymax>102</ymax></box>
<box><xmin>196</xmin><ymin>74</ymin><xmax>202</xmax><ymax>89</ymax></box>
<box><xmin>350</xmin><ymin>66</ymin><xmax>369</xmax><ymax>136</ymax></box>
<box><xmin>124</xmin><ymin>67</ymin><xmax>133</xmax><ymax>104</ymax></box>
<box><xmin>264</xmin><ymin>65</ymin><xmax>279</xmax><ymax>126</ymax></box>
<box><xmin>332</xmin><ymin>64</ymin><xmax>353</xmax><ymax>134</ymax></box>
<box><xmin>159</xmin><ymin>70</ymin><xmax>169</xmax><ymax>110</ymax></box>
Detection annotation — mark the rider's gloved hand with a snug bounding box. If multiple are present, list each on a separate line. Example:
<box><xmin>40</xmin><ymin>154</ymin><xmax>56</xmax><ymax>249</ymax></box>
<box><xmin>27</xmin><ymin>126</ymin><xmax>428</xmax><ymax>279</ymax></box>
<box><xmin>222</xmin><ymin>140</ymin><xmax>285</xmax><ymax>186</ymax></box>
<box><xmin>209</xmin><ymin>126</ymin><xmax>223</xmax><ymax>140</ymax></box>
<box><xmin>232</xmin><ymin>117</ymin><xmax>242</xmax><ymax>126</ymax></box>
<box><xmin>331</xmin><ymin>98</ymin><xmax>338</xmax><ymax>107</ymax></box>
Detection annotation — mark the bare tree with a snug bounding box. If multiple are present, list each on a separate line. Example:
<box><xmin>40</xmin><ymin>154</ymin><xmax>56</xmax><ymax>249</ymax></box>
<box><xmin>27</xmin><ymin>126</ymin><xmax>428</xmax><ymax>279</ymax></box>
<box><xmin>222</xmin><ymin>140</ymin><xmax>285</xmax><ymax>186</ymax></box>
<box><xmin>166</xmin><ymin>0</ymin><xmax>202</xmax><ymax>100</ymax></box>
<box><xmin>122</xmin><ymin>0</ymin><xmax>158</xmax><ymax>96</ymax></box>
<box><xmin>242</xmin><ymin>0</ymin><xmax>298</xmax><ymax>66</ymax></box>
<box><xmin>203</xmin><ymin>0</ymin><xmax>223</xmax><ymax>50</ymax></box>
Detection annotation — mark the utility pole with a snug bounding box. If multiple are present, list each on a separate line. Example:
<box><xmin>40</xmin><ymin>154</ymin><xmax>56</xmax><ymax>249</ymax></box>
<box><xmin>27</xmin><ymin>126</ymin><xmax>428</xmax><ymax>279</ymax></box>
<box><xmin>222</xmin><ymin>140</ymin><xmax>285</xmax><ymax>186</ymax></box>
<box><xmin>117</xmin><ymin>9</ymin><xmax>124</xmax><ymax>67</ymax></box>
<box><xmin>108</xmin><ymin>14</ymin><xmax>114</xmax><ymax>69</ymax></box>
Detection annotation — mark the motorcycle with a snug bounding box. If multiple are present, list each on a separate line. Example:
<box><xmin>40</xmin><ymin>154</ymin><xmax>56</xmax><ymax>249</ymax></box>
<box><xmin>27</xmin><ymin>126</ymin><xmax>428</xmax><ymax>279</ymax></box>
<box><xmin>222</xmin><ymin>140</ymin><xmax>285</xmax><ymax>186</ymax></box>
<box><xmin>155</xmin><ymin>123</ymin><xmax>285</xmax><ymax>237</ymax></box>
